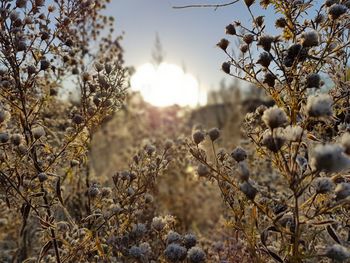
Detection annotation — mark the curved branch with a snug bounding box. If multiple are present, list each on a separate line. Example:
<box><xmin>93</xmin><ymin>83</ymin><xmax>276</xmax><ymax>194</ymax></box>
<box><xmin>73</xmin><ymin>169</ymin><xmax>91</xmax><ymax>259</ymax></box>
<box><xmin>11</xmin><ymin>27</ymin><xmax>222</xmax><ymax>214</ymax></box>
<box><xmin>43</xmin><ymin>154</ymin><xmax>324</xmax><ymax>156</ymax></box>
<box><xmin>173</xmin><ymin>0</ymin><xmax>239</xmax><ymax>10</ymax></box>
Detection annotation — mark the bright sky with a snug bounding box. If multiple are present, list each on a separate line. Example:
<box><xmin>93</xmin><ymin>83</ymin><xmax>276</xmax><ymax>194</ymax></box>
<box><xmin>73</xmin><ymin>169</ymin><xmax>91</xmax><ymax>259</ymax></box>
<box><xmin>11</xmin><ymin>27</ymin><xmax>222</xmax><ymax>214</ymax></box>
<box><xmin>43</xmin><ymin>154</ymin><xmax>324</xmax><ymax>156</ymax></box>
<box><xmin>106</xmin><ymin>0</ymin><xmax>322</xmax><ymax>94</ymax></box>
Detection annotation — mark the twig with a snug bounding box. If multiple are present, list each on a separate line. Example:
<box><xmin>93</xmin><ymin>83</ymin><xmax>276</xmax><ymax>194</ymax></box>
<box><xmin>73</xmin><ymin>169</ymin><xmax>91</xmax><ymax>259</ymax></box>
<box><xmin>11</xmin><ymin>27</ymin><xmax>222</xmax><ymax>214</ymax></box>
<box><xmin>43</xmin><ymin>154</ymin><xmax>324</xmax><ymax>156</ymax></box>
<box><xmin>173</xmin><ymin>0</ymin><xmax>239</xmax><ymax>10</ymax></box>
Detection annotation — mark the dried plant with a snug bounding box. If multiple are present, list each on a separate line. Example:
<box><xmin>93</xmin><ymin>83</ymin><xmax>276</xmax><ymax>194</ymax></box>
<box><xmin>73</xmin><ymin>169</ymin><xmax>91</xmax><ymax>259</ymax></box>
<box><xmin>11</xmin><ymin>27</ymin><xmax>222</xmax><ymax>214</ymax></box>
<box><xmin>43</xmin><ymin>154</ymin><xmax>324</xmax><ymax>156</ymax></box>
<box><xmin>189</xmin><ymin>0</ymin><xmax>350</xmax><ymax>262</ymax></box>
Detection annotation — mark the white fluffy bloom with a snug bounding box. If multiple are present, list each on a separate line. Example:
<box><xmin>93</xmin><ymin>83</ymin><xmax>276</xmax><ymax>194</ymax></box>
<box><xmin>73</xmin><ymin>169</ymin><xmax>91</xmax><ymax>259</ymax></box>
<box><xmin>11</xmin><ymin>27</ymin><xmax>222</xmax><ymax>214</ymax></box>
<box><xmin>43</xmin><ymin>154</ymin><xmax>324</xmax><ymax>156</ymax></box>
<box><xmin>335</xmin><ymin>183</ymin><xmax>350</xmax><ymax>200</ymax></box>
<box><xmin>301</xmin><ymin>30</ymin><xmax>319</xmax><ymax>47</ymax></box>
<box><xmin>324</xmin><ymin>244</ymin><xmax>350</xmax><ymax>261</ymax></box>
<box><xmin>284</xmin><ymin>125</ymin><xmax>304</xmax><ymax>142</ymax></box>
<box><xmin>341</xmin><ymin>132</ymin><xmax>350</xmax><ymax>154</ymax></box>
<box><xmin>306</xmin><ymin>94</ymin><xmax>333</xmax><ymax>117</ymax></box>
<box><xmin>262</xmin><ymin>106</ymin><xmax>288</xmax><ymax>129</ymax></box>
<box><xmin>310</xmin><ymin>144</ymin><xmax>350</xmax><ymax>173</ymax></box>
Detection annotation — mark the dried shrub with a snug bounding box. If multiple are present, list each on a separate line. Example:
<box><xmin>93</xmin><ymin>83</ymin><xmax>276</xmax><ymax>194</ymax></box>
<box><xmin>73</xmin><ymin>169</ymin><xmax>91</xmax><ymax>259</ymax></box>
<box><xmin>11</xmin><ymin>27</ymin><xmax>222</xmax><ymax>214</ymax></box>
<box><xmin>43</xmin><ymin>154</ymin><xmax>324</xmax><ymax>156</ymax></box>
<box><xmin>189</xmin><ymin>1</ymin><xmax>350</xmax><ymax>262</ymax></box>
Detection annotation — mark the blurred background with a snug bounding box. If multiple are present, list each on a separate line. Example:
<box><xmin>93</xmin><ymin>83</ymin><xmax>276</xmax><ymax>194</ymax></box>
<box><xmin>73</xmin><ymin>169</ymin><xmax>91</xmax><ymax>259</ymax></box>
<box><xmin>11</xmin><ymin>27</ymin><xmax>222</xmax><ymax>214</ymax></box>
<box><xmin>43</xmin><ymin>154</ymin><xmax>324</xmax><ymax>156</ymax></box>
<box><xmin>80</xmin><ymin>0</ymin><xmax>296</xmax><ymax>245</ymax></box>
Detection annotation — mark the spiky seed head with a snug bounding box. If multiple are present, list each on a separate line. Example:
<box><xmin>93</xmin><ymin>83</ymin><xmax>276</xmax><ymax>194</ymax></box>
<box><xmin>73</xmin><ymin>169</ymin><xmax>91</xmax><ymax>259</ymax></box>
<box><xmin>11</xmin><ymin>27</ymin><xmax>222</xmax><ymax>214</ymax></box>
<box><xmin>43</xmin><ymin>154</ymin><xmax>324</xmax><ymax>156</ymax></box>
<box><xmin>243</xmin><ymin>34</ymin><xmax>254</xmax><ymax>45</ymax></box>
<box><xmin>257</xmin><ymin>35</ymin><xmax>274</xmax><ymax>51</ymax></box>
<box><xmin>192</xmin><ymin>130</ymin><xmax>205</xmax><ymax>145</ymax></box>
<box><xmin>231</xmin><ymin>147</ymin><xmax>247</xmax><ymax>162</ymax></box>
<box><xmin>257</xmin><ymin>52</ymin><xmax>272</xmax><ymax>68</ymax></box>
<box><xmin>275</xmin><ymin>17</ymin><xmax>287</xmax><ymax>28</ymax></box>
<box><xmin>208</xmin><ymin>127</ymin><xmax>220</xmax><ymax>141</ymax></box>
<box><xmin>187</xmin><ymin>246</ymin><xmax>206</xmax><ymax>263</ymax></box>
<box><xmin>244</xmin><ymin>0</ymin><xmax>255</xmax><ymax>7</ymax></box>
<box><xmin>217</xmin><ymin>38</ymin><xmax>229</xmax><ymax>51</ymax></box>
<box><xmin>263</xmin><ymin>72</ymin><xmax>276</xmax><ymax>87</ymax></box>
<box><xmin>221</xmin><ymin>62</ymin><xmax>230</xmax><ymax>74</ymax></box>
<box><xmin>328</xmin><ymin>4</ymin><xmax>348</xmax><ymax>20</ymax></box>
<box><xmin>225</xmin><ymin>24</ymin><xmax>236</xmax><ymax>35</ymax></box>
<box><xmin>306</xmin><ymin>73</ymin><xmax>321</xmax><ymax>89</ymax></box>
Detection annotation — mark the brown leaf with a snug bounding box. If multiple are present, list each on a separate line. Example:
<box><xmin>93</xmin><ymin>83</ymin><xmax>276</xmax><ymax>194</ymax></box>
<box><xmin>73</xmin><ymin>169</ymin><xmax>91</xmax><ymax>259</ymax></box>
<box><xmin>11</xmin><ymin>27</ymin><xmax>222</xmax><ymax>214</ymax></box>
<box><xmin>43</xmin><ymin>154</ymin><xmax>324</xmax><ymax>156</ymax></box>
<box><xmin>326</xmin><ymin>225</ymin><xmax>341</xmax><ymax>244</ymax></box>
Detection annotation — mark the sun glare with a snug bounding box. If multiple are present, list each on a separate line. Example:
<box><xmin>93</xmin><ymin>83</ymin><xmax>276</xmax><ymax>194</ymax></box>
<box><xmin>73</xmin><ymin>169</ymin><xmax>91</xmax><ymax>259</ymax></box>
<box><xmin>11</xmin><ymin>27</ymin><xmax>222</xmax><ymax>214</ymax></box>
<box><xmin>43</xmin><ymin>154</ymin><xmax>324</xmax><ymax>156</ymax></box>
<box><xmin>130</xmin><ymin>62</ymin><xmax>204</xmax><ymax>107</ymax></box>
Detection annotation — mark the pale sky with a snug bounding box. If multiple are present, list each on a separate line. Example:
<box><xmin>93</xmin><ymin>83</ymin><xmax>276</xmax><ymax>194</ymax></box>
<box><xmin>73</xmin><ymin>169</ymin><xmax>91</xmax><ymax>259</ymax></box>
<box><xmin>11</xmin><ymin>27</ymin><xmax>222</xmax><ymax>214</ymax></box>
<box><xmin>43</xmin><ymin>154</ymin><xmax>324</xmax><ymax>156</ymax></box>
<box><xmin>107</xmin><ymin>0</ymin><xmax>322</xmax><ymax>92</ymax></box>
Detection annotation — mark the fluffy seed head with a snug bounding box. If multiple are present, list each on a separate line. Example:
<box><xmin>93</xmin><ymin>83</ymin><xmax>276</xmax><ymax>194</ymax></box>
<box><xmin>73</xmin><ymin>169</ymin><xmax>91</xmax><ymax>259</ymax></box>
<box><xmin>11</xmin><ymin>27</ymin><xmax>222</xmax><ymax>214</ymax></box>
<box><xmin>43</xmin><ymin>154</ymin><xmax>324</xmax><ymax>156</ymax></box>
<box><xmin>325</xmin><ymin>0</ymin><xmax>338</xmax><ymax>7</ymax></box>
<box><xmin>197</xmin><ymin>164</ymin><xmax>210</xmax><ymax>177</ymax></box>
<box><xmin>129</xmin><ymin>246</ymin><xmax>143</xmax><ymax>259</ymax></box>
<box><xmin>184</xmin><ymin>234</ymin><xmax>197</xmax><ymax>249</ymax></box>
<box><xmin>208</xmin><ymin>127</ymin><xmax>220</xmax><ymax>141</ymax></box>
<box><xmin>310</xmin><ymin>144</ymin><xmax>350</xmax><ymax>173</ymax></box>
<box><xmin>38</xmin><ymin>172</ymin><xmax>48</xmax><ymax>182</ymax></box>
<box><xmin>335</xmin><ymin>183</ymin><xmax>350</xmax><ymax>200</ymax></box>
<box><xmin>94</xmin><ymin>62</ymin><xmax>104</xmax><ymax>72</ymax></box>
<box><xmin>151</xmin><ymin>217</ymin><xmax>166</xmax><ymax>231</ymax></box>
<box><xmin>225</xmin><ymin>24</ymin><xmax>236</xmax><ymax>35</ymax></box>
<box><xmin>314</xmin><ymin>13</ymin><xmax>325</xmax><ymax>23</ymax></box>
<box><xmin>221</xmin><ymin>62</ymin><xmax>230</xmax><ymax>74</ymax></box>
<box><xmin>40</xmin><ymin>59</ymin><xmax>50</xmax><ymax>71</ymax></box>
<box><xmin>32</xmin><ymin>126</ymin><xmax>46</xmax><ymax>139</ymax></box>
<box><xmin>284</xmin><ymin>125</ymin><xmax>304</xmax><ymax>142</ymax></box>
<box><xmin>11</xmin><ymin>134</ymin><xmax>22</xmax><ymax>146</ymax></box>
<box><xmin>164</xmin><ymin>244</ymin><xmax>187</xmax><ymax>262</ymax></box>
<box><xmin>192</xmin><ymin>130</ymin><xmax>205</xmax><ymax>145</ymax></box>
<box><xmin>301</xmin><ymin>30</ymin><xmax>319</xmax><ymax>47</ymax></box>
<box><xmin>27</xmin><ymin>65</ymin><xmax>37</xmax><ymax>75</ymax></box>
<box><xmin>145</xmin><ymin>143</ymin><xmax>156</xmax><ymax>155</ymax></box>
<box><xmin>72</xmin><ymin>114</ymin><xmax>84</xmax><ymax>125</ymax></box>
<box><xmin>306</xmin><ymin>94</ymin><xmax>333</xmax><ymax>117</ymax></box>
<box><xmin>244</xmin><ymin>0</ymin><xmax>255</xmax><ymax>7</ymax></box>
<box><xmin>231</xmin><ymin>147</ymin><xmax>247</xmax><ymax>162</ymax></box>
<box><xmin>261</xmin><ymin>133</ymin><xmax>285</xmax><ymax>152</ymax></box>
<box><xmin>16</xmin><ymin>0</ymin><xmax>27</xmax><ymax>8</ymax></box>
<box><xmin>257</xmin><ymin>52</ymin><xmax>272</xmax><ymax>67</ymax></box>
<box><xmin>328</xmin><ymin>4</ymin><xmax>348</xmax><ymax>20</ymax></box>
<box><xmin>257</xmin><ymin>35</ymin><xmax>274</xmax><ymax>51</ymax></box>
<box><xmin>275</xmin><ymin>17</ymin><xmax>287</xmax><ymax>28</ymax></box>
<box><xmin>217</xmin><ymin>39</ymin><xmax>229</xmax><ymax>51</ymax></box>
<box><xmin>243</xmin><ymin>34</ymin><xmax>254</xmax><ymax>45</ymax></box>
<box><xmin>239</xmin><ymin>181</ymin><xmax>257</xmax><ymax>200</ymax></box>
<box><xmin>0</xmin><ymin>132</ymin><xmax>10</xmax><ymax>143</ymax></box>
<box><xmin>131</xmin><ymin>223</ymin><xmax>147</xmax><ymax>238</ymax></box>
<box><xmin>88</xmin><ymin>186</ymin><xmax>100</xmax><ymax>198</ymax></box>
<box><xmin>240</xmin><ymin>44</ymin><xmax>249</xmax><ymax>53</ymax></box>
<box><xmin>262</xmin><ymin>106</ymin><xmax>288</xmax><ymax>129</ymax></box>
<box><xmin>166</xmin><ymin>231</ymin><xmax>182</xmax><ymax>244</ymax></box>
<box><xmin>341</xmin><ymin>132</ymin><xmax>350</xmax><ymax>154</ymax></box>
<box><xmin>0</xmin><ymin>109</ymin><xmax>10</xmax><ymax>124</ymax></box>
<box><xmin>306</xmin><ymin>73</ymin><xmax>321</xmax><ymax>89</ymax></box>
<box><xmin>263</xmin><ymin>72</ymin><xmax>276</xmax><ymax>87</ymax></box>
<box><xmin>314</xmin><ymin>177</ymin><xmax>334</xmax><ymax>194</ymax></box>
<box><xmin>324</xmin><ymin>244</ymin><xmax>350</xmax><ymax>261</ymax></box>
<box><xmin>255</xmin><ymin>16</ymin><xmax>264</xmax><ymax>27</ymax></box>
<box><xmin>187</xmin><ymin>246</ymin><xmax>206</xmax><ymax>263</ymax></box>
<box><xmin>237</xmin><ymin>162</ymin><xmax>250</xmax><ymax>181</ymax></box>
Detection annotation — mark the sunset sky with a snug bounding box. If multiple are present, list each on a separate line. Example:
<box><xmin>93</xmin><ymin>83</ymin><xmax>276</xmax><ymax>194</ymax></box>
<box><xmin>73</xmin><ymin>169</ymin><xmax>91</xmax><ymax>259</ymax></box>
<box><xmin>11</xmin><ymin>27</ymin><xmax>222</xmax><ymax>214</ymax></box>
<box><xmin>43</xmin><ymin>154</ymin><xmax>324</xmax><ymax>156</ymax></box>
<box><xmin>107</xmin><ymin>0</ymin><xmax>322</xmax><ymax>94</ymax></box>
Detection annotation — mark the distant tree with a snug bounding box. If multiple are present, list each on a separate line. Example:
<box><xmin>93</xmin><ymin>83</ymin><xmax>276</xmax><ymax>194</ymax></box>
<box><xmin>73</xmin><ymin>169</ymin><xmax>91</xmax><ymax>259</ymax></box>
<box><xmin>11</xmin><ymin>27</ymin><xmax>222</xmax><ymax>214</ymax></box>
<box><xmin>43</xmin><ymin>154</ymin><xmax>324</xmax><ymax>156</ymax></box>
<box><xmin>152</xmin><ymin>33</ymin><xmax>164</xmax><ymax>65</ymax></box>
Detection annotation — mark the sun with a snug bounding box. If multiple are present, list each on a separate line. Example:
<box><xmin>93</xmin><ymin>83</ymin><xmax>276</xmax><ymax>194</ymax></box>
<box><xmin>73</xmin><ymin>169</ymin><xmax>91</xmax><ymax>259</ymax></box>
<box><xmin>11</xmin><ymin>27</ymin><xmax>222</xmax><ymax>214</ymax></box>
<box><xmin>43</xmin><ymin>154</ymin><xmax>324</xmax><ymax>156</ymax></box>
<box><xmin>130</xmin><ymin>62</ymin><xmax>204</xmax><ymax>107</ymax></box>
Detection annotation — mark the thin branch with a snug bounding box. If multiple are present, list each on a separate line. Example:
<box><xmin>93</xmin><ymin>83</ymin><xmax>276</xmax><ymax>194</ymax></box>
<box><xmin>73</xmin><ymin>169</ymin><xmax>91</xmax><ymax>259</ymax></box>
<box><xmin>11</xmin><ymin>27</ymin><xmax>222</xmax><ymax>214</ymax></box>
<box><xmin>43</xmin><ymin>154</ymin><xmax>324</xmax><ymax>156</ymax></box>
<box><xmin>173</xmin><ymin>0</ymin><xmax>239</xmax><ymax>10</ymax></box>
